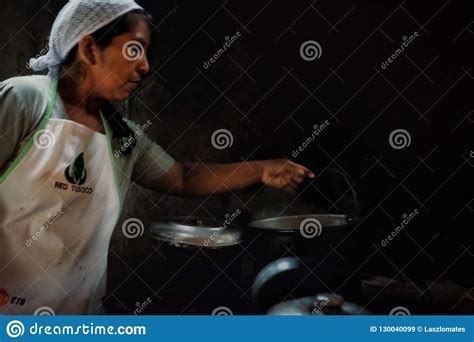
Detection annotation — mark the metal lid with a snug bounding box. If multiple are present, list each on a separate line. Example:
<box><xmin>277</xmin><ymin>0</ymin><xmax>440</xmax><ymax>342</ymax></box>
<box><xmin>252</xmin><ymin>257</ymin><xmax>300</xmax><ymax>301</ymax></box>
<box><xmin>249</xmin><ymin>214</ymin><xmax>351</xmax><ymax>232</ymax></box>
<box><xmin>268</xmin><ymin>294</ymin><xmax>370</xmax><ymax>315</ymax></box>
<box><xmin>315</xmin><ymin>293</ymin><xmax>344</xmax><ymax>307</ymax></box>
<box><xmin>149</xmin><ymin>216</ymin><xmax>243</xmax><ymax>248</ymax></box>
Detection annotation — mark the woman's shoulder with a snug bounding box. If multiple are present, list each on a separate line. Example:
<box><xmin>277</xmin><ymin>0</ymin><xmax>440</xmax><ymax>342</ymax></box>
<box><xmin>0</xmin><ymin>75</ymin><xmax>52</xmax><ymax>141</ymax></box>
<box><xmin>0</xmin><ymin>76</ymin><xmax>53</xmax><ymax>169</ymax></box>
<box><xmin>1</xmin><ymin>75</ymin><xmax>51</xmax><ymax>103</ymax></box>
<box><xmin>1</xmin><ymin>75</ymin><xmax>52</xmax><ymax>118</ymax></box>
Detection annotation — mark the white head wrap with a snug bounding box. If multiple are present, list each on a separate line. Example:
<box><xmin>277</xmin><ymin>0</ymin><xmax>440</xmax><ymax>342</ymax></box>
<box><xmin>29</xmin><ymin>0</ymin><xmax>144</xmax><ymax>76</ymax></box>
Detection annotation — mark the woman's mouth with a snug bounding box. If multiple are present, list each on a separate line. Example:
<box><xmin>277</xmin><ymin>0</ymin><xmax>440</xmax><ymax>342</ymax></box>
<box><xmin>126</xmin><ymin>81</ymin><xmax>140</xmax><ymax>90</ymax></box>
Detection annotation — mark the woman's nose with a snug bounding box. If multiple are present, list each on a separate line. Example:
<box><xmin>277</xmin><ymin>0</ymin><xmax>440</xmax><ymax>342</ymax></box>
<box><xmin>137</xmin><ymin>55</ymin><xmax>150</xmax><ymax>75</ymax></box>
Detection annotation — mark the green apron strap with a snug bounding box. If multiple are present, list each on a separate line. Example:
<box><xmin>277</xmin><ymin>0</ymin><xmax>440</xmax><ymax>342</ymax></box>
<box><xmin>100</xmin><ymin>111</ymin><xmax>124</xmax><ymax>211</ymax></box>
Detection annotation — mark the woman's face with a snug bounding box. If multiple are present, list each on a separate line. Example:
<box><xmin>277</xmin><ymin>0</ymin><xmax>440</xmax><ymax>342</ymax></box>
<box><xmin>89</xmin><ymin>12</ymin><xmax>151</xmax><ymax>101</ymax></box>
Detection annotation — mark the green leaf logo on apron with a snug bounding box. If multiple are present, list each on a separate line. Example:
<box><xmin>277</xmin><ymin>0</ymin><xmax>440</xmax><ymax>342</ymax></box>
<box><xmin>64</xmin><ymin>152</ymin><xmax>87</xmax><ymax>185</ymax></box>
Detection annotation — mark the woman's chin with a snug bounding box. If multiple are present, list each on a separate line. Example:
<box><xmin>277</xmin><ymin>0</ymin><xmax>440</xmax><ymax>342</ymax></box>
<box><xmin>114</xmin><ymin>89</ymin><xmax>133</xmax><ymax>101</ymax></box>
<box><xmin>123</xmin><ymin>85</ymin><xmax>138</xmax><ymax>97</ymax></box>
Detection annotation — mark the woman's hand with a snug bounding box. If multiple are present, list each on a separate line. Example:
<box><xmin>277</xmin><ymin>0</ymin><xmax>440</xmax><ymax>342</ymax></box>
<box><xmin>258</xmin><ymin>159</ymin><xmax>315</xmax><ymax>193</ymax></box>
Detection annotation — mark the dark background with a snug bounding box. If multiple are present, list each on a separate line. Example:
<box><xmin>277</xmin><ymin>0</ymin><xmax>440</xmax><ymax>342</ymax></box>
<box><xmin>1</xmin><ymin>0</ymin><xmax>472</xmax><ymax>314</ymax></box>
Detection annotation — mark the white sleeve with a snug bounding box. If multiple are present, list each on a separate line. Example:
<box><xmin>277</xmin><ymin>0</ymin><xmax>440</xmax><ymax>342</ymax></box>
<box><xmin>0</xmin><ymin>77</ymin><xmax>46</xmax><ymax>170</ymax></box>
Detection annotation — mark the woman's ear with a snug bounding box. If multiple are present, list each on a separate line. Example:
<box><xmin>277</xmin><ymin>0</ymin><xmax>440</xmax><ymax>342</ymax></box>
<box><xmin>77</xmin><ymin>35</ymin><xmax>101</xmax><ymax>66</ymax></box>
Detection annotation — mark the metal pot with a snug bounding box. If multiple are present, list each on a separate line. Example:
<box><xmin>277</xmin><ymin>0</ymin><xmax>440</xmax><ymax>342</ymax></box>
<box><xmin>251</xmin><ymin>256</ymin><xmax>365</xmax><ymax>311</ymax></box>
<box><xmin>267</xmin><ymin>293</ymin><xmax>370</xmax><ymax>315</ymax></box>
<box><xmin>244</xmin><ymin>214</ymin><xmax>361</xmax><ymax>308</ymax></box>
<box><xmin>144</xmin><ymin>216</ymin><xmax>251</xmax><ymax>314</ymax></box>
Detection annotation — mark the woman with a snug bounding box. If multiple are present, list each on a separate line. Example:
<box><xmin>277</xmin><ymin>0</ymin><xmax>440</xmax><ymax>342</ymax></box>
<box><xmin>0</xmin><ymin>0</ymin><xmax>314</xmax><ymax>315</ymax></box>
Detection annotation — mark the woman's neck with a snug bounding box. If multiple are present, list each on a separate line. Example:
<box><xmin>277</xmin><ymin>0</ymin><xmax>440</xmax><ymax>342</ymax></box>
<box><xmin>57</xmin><ymin>75</ymin><xmax>106</xmax><ymax>133</ymax></box>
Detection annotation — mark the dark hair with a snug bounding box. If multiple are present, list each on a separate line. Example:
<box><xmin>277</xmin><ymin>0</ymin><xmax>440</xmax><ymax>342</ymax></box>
<box><xmin>61</xmin><ymin>9</ymin><xmax>153</xmax><ymax>156</ymax></box>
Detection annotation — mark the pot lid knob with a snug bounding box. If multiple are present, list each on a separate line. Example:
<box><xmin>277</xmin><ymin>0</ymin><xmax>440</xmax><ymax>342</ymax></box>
<box><xmin>316</xmin><ymin>293</ymin><xmax>344</xmax><ymax>307</ymax></box>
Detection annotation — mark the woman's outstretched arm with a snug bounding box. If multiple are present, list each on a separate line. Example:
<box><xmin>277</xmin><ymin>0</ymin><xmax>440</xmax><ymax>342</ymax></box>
<box><xmin>149</xmin><ymin>159</ymin><xmax>315</xmax><ymax>197</ymax></box>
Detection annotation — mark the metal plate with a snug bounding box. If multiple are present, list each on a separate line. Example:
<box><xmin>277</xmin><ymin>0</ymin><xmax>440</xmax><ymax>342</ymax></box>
<box><xmin>149</xmin><ymin>216</ymin><xmax>243</xmax><ymax>248</ymax></box>
<box><xmin>249</xmin><ymin>214</ymin><xmax>351</xmax><ymax>232</ymax></box>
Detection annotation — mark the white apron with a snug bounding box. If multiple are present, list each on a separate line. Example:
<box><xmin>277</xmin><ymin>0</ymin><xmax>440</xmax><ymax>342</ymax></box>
<box><xmin>0</xmin><ymin>78</ymin><xmax>122</xmax><ymax>315</ymax></box>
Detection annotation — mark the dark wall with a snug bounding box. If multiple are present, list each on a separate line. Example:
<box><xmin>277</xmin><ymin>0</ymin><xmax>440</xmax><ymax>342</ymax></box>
<box><xmin>1</xmin><ymin>0</ymin><xmax>472</xmax><ymax>303</ymax></box>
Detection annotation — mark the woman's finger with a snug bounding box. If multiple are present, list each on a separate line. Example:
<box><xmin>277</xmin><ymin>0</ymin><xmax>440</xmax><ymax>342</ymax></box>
<box><xmin>286</xmin><ymin>164</ymin><xmax>306</xmax><ymax>178</ymax></box>
<box><xmin>288</xmin><ymin>178</ymin><xmax>300</xmax><ymax>189</ymax></box>
<box><xmin>303</xmin><ymin>168</ymin><xmax>315</xmax><ymax>178</ymax></box>
<box><xmin>288</xmin><ymin>161</ymin><xmax>316</xmax><ymax>178</ymax></box>
<box><xmin>293</xmin><ymin>174</ymin><xmax>304</xmax><ymax>184</ymax></box>
<box><xmin>288</xmin><ymin>160</ymin><xmax>306</xmax><ymax>172</ymax></box>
